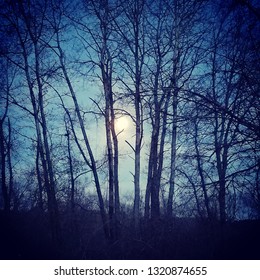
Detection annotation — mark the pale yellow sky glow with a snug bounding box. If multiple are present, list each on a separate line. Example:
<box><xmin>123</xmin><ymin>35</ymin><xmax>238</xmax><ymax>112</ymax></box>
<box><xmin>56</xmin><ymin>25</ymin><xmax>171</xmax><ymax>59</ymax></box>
<box><xmin>115</xmin><ymin>116</ymin><xmax>130</xmax><ymax>133</ymax></box>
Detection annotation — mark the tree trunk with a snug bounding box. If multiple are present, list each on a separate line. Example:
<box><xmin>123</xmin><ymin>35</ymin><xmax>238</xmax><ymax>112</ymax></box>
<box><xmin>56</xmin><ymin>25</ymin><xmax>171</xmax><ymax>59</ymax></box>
<box><xmin>7</xmin><ymin>119</ymin><xmax>13</xmax><ymax>211</ymax></box>
<box><xmin>36</xmin><ymin>143</ymin><xmax>44</xmax><ymax>210</ymax></box>
<box><xmin>65</xmin><ymin>121</ymin><xmax>75</xmax><ymax>212</ymax></box>
<box><xmin>194</xmin><ymin>116</ymin><xmax>211</xmax><ymax>219</ymax></box>
<box><xmin>133</xmin><ymin>52</ymin><xmax>142</xmax><ymax>230</ymax></box>
<box><xmin>167</xmin><ymin>89</ymin><xmax>178</xmax><ymax>218</ymax></box>
<box><xmin>0</xmin><ymin>120</ymin><xmax>9</xmax><ymax>212</ymax></box>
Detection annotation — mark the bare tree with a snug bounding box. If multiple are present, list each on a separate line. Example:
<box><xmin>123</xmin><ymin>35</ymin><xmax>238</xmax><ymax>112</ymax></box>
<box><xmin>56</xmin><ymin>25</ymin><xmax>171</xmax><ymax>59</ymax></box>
<box><xmin>2</xmin><ymin>0</ymin><xmax>61</xmax><ymax>242</ymax></box>
<box><xmin>183</xmin><ymin>0</ymin><xmax>260</xmax><ymax>222</ymax></box>
<box><xmin>42</xmin><ymin>0</ymin><xmax>112</xmax><ymax>238</ymax></box>
<box><xmin>81</xmin><ymin>0</ymin><xmax>121</xmax><ymax>240</ymax></box>
<box><xmin>113</xmin><ymin>0</ymin><xmax>146</xmax><ymax>232</ymax></box>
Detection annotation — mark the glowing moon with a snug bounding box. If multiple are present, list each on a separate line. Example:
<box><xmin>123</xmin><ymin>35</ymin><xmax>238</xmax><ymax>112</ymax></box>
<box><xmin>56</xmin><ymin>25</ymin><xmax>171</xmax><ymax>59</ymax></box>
<box><xmin>115</xmin><ymin>116</ymin><xmax>129</xmax><ymax>132</ymax></box>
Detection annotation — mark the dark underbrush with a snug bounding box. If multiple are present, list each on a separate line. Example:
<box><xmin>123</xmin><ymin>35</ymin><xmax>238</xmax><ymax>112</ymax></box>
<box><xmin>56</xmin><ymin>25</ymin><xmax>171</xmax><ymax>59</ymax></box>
<box><xmin>1</xmin><ymin>209</ymin><xmax>260</xmax><ymax>260</ymax></box>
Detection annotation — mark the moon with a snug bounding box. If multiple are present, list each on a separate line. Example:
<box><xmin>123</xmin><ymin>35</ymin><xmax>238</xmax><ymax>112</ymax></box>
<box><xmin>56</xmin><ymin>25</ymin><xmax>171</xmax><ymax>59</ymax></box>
<box><xmin>115</xmin><ymin>116</ymin><xmax>129</xmax><ymax>132</ymax></box>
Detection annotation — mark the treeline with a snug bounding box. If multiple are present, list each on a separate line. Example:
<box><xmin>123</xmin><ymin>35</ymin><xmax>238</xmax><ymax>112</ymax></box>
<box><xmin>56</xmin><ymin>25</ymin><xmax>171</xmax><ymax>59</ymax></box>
<box><xmin>0</xmin><ymin>0</ymin><xmax>259</xmax><ymax>252</ymax></box>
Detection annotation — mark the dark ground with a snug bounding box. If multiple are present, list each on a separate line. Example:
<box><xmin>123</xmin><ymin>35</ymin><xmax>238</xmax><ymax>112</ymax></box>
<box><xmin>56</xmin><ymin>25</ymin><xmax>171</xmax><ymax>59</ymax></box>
<box><xmin>1</xmin><ymin>210</ymin><xmax>260</xmax><ymax>260</ymax></box>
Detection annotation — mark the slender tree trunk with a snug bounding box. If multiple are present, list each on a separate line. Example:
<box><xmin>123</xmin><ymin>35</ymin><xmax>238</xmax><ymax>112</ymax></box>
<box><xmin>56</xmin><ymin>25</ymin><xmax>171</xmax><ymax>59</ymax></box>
<box><xmin>0</xmin><ymin>120</ymin><xmax>9</xmax><ymax>212</ymax></box>
<box><xmin>156</xmin><ymin>90</ymin><xmax>171</xmax><ymax>214</ymax></box>
<box><xmin>134</xmin><ymin>94</ymin><xmax>141</xmax><ymax>230</ymax></box>
<box><xmin>7</xmin><ymin>118</ymin><xmax>13</xmax><ymax>211</ymax></box>
<box><xmin>144</xmin><ymin>148</ymin><xmax>153</xmax><ymax>219</ymax></box>
<box><xmin>167</xmin><ymin>89</ymin><xmax>178</xmax><ymax>218</ymax></box>
<box><xmin>0</xmin><ymin>66</ymin><xmax>10</xmax><ymax>212</ymax></box>
<box><xmin>104</xmin><ymin>98</ymin><xmax>115</xmax><ymax>239</ymax></box>
<box><xmin>194</xmin><ymin>117</ymin><xmax>211</xmax><ymax>219</ymax></box>
<box><xmin>150</xmin><ymin>115</ymin><xmax>160</xmax><ymax>221</ymax></box>
<box><xmin>65</xmin><ymin>121</ymin><xmax>75</xmax><ymax>212</ymax></box>
<box><xmin>256</xmin><ymin>158</ymin><xmax>260</xmax><ymax>218</ymax></box>
<box><xmin>36</xmin><ymin>143</ymin><xmax>44</xmax><ymax>210</ymax></box>
<box><xmin>110</xmin><ymin>97</ymin><xmax>120</xmax><ymax>238</ymax></box>
<box><xmin>133</xmin><ymin>24</ymin><xmax>143</xmax><ymax>228</ymax></box>
<box><xmin>214</xmin><ymin>116</ymin><xmax>228</xmax><ymax>224</ymax></box>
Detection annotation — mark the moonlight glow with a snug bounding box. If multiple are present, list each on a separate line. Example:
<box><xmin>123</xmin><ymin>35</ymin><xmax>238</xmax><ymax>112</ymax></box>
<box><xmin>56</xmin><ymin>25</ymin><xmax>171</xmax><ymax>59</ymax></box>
<box><xmin>115</xmin><ymin>116</ymin><xmax>129</xmax><ymax>132</ymax></box>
